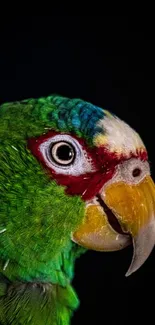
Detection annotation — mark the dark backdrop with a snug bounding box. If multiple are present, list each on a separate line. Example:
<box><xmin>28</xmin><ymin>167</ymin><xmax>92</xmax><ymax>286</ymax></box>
<box><xmin>0</xmin><ymin>15</ymin><xmax>154</xmax><ymax>324</ymax></box>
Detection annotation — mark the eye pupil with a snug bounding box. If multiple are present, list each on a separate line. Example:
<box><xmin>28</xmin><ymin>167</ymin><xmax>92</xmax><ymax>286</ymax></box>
<box><xmin>57</xmin><ymin>145</ymin><xmax>73</xmax><ymax>161</ymax></box>
<box><xmin>132</xmin><ymin>168</ymin><xmax>141</xmax><ymax>177</ymax></box>
<box><xmin>50</xmin><ymin>141</ymin><xmax>75</xmax><ymax>166</ymax></box>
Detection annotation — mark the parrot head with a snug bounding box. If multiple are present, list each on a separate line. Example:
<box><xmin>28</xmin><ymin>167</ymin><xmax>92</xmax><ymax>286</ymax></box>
<box><xmin>0</xmin><ymin>95</ymin><xmax>154</xmax><ymax>283</ymax></box>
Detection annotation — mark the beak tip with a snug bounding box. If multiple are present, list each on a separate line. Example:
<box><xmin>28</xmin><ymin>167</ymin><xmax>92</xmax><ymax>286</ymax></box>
<box><xmin>125</xmin><ymin>260</ymin><xmax>139</xmax><ymax>277</ymax></box>
<box><xmin>125</xmin><ymin>219</ymin><xmax>155</xmax><ymax>278</ymax></box>
<box><xmin>125</xmin><ymin>269</ymin><xmax>133</xmax><ymax>277</ymax></box>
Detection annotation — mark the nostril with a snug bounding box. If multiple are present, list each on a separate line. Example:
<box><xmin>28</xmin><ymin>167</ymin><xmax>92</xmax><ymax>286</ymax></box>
<box><xmin>132</xmin><ymin>168</ymin><xmax>141</xmax><ymax>177</ymax></box>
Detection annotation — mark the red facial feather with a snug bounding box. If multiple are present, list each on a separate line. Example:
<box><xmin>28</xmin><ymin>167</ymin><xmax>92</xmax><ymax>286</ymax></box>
<box><xmin>27</xmin><ymin>131</ymin><xmax>148</xmax><ymax>201</ymax></box>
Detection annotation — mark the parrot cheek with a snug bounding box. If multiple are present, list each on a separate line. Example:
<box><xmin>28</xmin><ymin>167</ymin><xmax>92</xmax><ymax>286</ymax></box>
<box><xmin>101</xmin><ymin>175</ymin><xmax>155</xmax><ymax>276</ymax></box>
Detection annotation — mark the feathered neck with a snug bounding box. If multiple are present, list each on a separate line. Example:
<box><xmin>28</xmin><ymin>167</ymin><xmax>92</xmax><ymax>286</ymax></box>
<box><xmin>0</xmin><ymin>244</ymin><xmax>86</xmax><ymax>324</ymax></box>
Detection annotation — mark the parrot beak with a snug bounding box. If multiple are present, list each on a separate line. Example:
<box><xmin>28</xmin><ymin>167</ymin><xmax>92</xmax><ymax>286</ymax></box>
<box><xmin>72</xmin><ymin>175</ymin><xmax>155</xmax><ymax>276</ymax></box>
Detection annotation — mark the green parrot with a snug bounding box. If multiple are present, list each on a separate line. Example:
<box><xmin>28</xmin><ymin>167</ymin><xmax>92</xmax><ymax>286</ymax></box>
<box><xmin>0</xmin><ymin>95</ymin><xmax>154</xmax><ymax>324</ymax></box>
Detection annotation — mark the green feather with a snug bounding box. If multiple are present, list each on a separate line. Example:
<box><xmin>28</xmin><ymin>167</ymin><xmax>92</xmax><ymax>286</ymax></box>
<box><xmin>0</xmin><ymin>95</ymin><xmax>91</xmax><ymax>324</ymax></box>
<box><xmin>0</xmin><ymin>281</ymin><xmax>79</xmax><ymax>324</ymax></box>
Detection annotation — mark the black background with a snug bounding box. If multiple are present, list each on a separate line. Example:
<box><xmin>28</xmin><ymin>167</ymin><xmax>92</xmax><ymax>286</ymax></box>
<box><xmin>0</xmin><ymin>15</ymin><xmax>154</xmax><ymax>324</ymax></box>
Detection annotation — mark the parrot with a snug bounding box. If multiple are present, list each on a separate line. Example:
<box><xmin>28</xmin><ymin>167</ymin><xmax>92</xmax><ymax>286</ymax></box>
<box><xmin>0</xmin><ymin>94</ymin><xmax>155</xmax><ymax>324</ymax></box>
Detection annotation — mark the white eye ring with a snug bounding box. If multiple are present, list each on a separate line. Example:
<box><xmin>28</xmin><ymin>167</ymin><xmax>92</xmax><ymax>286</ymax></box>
<box><xmin>49</xmin><ymin>141</ymin><xmax>75</xmax><ymax>166</ymax></box>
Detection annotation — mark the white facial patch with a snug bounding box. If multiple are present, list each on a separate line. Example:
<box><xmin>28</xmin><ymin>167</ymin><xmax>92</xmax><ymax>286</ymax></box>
<box><xmin>102</xmin><ymin>158</ymin><xmax>151</xmax><ymax>191</ymax></box>
<box><xmin>94</xmin><ymin>115</ymin><xmax>146</xmax><ymax>156</ymax></box>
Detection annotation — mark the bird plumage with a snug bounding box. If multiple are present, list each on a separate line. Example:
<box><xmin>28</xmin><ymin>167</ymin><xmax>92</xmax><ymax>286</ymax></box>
<box><xmin>0</xmin><ymin>95</ymin><xmax>154</xmax><ymax>324</ymax></box>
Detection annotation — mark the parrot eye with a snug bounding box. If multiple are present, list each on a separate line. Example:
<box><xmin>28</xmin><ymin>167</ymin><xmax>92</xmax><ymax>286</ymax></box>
<box><xmin>38</xmin><ymin>134</ymin><xmax>95</xmax><ymax>176</ymax></box>
<box><xmin>50</xmin><ymin>141</ymin><xmax>75</xmax><ymax>166</ymax></box>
